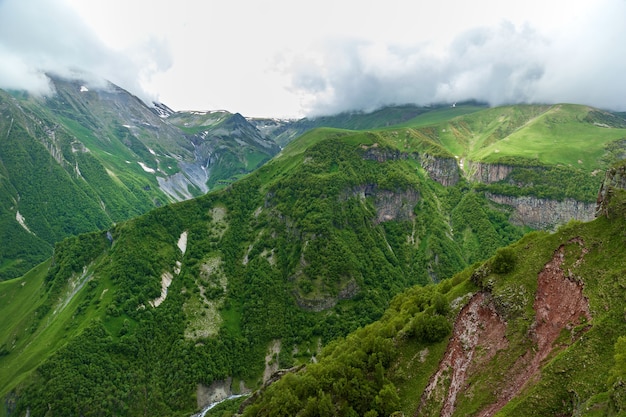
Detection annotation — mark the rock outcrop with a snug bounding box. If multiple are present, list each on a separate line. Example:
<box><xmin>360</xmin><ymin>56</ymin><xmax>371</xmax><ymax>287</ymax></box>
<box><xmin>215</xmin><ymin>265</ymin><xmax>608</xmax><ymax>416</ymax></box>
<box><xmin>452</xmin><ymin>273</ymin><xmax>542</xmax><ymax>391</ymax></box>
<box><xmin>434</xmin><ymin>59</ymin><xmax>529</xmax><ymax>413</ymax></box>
<box><xmin>418</xmin><ymin>154</ymin><xmax>460</xmax><ymax>187</ymax></box>
<box><xmin>348</xmin><ymin>184</ymin><xmax>420</xmax><ymax>224</ymax></box>
<box><xmin>466</xmin><ymin>161</ymin><xmax>514</xmax><ymax>184</ymax></box>
<box><xmin>486</xmin><ymin>193</ymin><xmax>595</xmax><ymax>230</ymax></box>
<box><xmin>596</xmin><ymin>161</ymin><xmax>626</xmax><ymax>218</ymax></box>
<box><xmin>360</xmin><ymin>145</ymin><xmax>460</xmax><ymax>186</ymax></box>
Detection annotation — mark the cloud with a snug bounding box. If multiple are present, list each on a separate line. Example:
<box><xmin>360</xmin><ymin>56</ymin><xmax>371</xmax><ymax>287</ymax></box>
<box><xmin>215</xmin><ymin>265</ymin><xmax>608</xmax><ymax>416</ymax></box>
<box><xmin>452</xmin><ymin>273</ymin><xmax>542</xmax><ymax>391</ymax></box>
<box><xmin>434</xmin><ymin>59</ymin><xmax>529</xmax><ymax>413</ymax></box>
<box><xmin>0</xmin><ymin>0</ymin><xmax>170</xmax><ymax>104</ymax></box>
<box><xmin>284</xmin><ymin>1</ymin><xmax>626</xmax><ymax>116</ymax></box>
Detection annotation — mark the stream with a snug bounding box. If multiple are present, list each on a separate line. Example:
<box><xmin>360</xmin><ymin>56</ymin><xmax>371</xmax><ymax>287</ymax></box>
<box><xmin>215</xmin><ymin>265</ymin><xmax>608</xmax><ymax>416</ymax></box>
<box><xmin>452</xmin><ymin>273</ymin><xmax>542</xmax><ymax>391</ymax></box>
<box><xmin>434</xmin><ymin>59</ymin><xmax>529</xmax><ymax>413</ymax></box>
<box><xmin>192</xmin><ymin>394</ymin><xmax>248</xmax><ymax>417</ymax></box>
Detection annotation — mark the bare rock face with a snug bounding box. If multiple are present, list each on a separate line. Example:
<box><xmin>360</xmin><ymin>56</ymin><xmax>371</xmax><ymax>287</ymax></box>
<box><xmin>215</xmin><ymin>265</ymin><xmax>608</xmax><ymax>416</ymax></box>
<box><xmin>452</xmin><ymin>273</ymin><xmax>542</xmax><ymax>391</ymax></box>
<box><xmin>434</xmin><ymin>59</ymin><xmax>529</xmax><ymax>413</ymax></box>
<box><xmin>466</xmin><ymin>162</ymin><xmax>514</xmax><ymax>184</ymax></box>
<box><xmin>418</xmin><ymin>154</ymin><xmax>460</xmax><ymax>187</ymax></box>
<box><xmin>418</xmin><ymin>238</ymin><xmax>591</xmax><ymax>417</ymax></box>
<box><xmin>418</xmin><ymin>292</ymin><xmax>508</xmax><ymax>417</ymax></box>
<box><xmin>596</xmin><ymin>162</ymin><xmax>626</xmax><ymax>218</ymax></box>
<box><xmin>373</xmin><ymin>189</ymin><xmax>420</xmax><ymax>224</ymax></box>
<box><xmin>349</xmin><ymin>184</ymin><xmax>420</xmax><ymax>224</ymax></box>
<box><xmin>360</xmin><ymin>145</ymin><xmax>460</xmax><ymax>186</ymax></box>
<box><xmin>487</xmin><ymin>193</ymin><xmax>595</xmax><ymax>230</ymax></box>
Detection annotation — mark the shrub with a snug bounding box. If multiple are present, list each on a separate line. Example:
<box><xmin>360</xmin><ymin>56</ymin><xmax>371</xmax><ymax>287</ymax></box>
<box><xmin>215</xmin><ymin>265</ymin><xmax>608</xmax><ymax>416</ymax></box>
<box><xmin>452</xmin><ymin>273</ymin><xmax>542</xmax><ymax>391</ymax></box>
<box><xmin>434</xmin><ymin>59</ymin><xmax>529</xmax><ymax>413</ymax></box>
<box><xmin>492</xmin><ymin>247</ymin><xmax>515</xmax><ymax>274</ymax></box>
<box><xmin>413</xmin><ymin>314</ymin><xmax>452</xmax><ymax>343</ymax></box>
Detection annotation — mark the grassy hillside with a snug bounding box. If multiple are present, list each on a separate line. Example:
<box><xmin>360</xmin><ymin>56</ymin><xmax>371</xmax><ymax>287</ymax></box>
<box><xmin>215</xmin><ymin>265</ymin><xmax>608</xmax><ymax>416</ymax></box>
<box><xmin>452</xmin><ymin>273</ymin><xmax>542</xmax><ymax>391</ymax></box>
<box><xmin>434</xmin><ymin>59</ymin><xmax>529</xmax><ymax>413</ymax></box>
<box><xmin>250</xmin><ymin>102</ymin><xmax>487</xmax><ymax>147</ymax></box>
<box><xmin>0</xmin><ymin>78</ymin><xmax>280</xmax><ymax>280</ymax></box>
<box><xmin>396</xmin><ymin>104</ymin><xmax>626</xmax><ymax>204</ymax></box>
<box><xmin>3</xmin><ymin>102</ymin><xmax>626</xmax><ymax>416</ymax></box>
<box><xmin>0</xmin><ymin>126</ymin><xmax>526</xmax><ymax>416</ymax></box>
<box><xmin>237</xmin><ymin>183</ymin><xmax>626</xmax><ymax>417</ymax></box>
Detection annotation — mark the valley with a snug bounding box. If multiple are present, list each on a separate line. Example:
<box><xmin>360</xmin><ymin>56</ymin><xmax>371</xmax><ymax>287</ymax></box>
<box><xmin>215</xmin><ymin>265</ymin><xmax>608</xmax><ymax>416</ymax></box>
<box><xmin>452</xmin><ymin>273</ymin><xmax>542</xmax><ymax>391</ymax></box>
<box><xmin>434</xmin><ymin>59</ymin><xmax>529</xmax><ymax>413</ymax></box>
<box><xmin>2</xmin><ymin>80</ymin><xmax>626</xmax><ymax>416</ymax></box>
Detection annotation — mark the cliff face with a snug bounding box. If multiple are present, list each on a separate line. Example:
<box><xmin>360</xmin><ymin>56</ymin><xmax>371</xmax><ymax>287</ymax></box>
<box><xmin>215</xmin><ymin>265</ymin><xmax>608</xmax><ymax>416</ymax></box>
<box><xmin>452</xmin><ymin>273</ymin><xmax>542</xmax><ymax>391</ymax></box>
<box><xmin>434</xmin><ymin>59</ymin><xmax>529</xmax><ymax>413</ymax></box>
<box><xmin>361</xmin><ymin>146</ymin><xmax>460</xmax><ymax>186</ymax></box>
<box><xmin>466</xmin><ymin>161</ymin><xmax>513</xmax><ymax>183</ymax></box>
<box><xmin>465</xmin><ymin>160</ymin><xmax>597</xmax><ymax>230</ymax></box>
<box><xmin>350</xmin><ymin>184</ymin><xmax>420</xmax><ymax>224</ymax></box>
<box><xmin>418</xmin><ymin>154</ymin><xmax>460</xmax><ymax>187</ymax></box>
<box><xmin>486</xmin><ymin>193</ymin><xmax>595</xmax><ymax>230</ymax></box>
<box><xmin>596</xmin><ymin>162</ymin><xmax>626</xmax><ymax>218</ymax></box>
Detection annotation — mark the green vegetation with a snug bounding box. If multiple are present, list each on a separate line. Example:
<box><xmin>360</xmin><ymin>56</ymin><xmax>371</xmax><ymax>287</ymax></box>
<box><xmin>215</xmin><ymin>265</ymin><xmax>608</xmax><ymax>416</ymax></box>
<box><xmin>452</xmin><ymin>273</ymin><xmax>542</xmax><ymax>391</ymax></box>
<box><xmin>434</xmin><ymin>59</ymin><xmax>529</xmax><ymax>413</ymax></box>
<box><xmin>0</xmin><ymin>78</ymin><xmax>281</xmax><ymax>280</ymax></box>
<box><xmin>0</xmin><ymin>125</ymin><xmax>525</xmax><ymax>416</ymax></box>
<box><xmin>3</xmin><ymin>94</ymin><xmax>626</xmax><ymax>416</ymax></box>
<box><xmin>240</xmin><ymin>190</ymin><xmax>626</xmax><ymax>416</ymax></box>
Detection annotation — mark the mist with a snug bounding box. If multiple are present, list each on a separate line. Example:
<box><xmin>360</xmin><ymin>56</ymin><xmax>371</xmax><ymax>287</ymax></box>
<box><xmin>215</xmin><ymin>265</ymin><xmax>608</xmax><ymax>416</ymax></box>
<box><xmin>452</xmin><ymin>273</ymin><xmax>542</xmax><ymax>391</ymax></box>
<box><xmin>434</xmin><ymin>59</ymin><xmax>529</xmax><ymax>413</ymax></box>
<box><xmin>2</xmin><ymin>0</ymin><xmax>625</xmax><ymax>117</ymax></box>
<box><xmin>285</xmin><ymin>3</ymin><xmax>626</xmax><ymax>116</ymax></box>
<box><xmin>0</xmin><ymin>0</ymin><xmax>170</xmax><ymax>104</ymax></box>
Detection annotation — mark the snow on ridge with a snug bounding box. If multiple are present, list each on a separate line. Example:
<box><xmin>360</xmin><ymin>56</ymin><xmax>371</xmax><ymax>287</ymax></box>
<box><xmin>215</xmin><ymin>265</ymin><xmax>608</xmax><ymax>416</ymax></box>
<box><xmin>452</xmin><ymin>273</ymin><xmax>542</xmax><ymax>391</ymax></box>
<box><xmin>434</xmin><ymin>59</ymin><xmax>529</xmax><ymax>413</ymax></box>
<box><xmin>16</xmin><ymin>211</ymin><xmax>33</xmax><ymax>234</ymax></box>
<box><xmin>80</xmin><ymin>86</ymin><xmax>89</xmax><ymax>92</ymax></box>
<box><xmin>138</xmin><ymin>162</ymin><xmax>156</xmax><ymax>173</ymax></box>
<box><xmin>178</xmin><ymin>231</ymin><xmax>188</xmax><ymax>254</ymax></box>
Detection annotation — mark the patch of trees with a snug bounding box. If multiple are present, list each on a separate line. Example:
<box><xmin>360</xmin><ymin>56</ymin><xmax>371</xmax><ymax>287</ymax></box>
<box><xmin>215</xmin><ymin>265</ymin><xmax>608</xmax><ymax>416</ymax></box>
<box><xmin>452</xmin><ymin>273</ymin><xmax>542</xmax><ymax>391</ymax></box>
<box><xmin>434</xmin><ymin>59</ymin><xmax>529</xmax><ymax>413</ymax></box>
<box><xmin>240</xmin><ymin>282</ymin><xmax>455</xmax><ymax>417</ymax></box>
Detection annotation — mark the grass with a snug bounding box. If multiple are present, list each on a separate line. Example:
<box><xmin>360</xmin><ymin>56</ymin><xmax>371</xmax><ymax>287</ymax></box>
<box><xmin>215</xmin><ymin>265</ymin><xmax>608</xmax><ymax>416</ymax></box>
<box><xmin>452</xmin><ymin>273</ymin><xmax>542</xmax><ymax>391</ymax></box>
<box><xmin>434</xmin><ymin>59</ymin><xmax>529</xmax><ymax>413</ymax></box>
<box><xmin>471</xmin><ymin>104</ymin><xmax>626</xmax><ymax>169</ymax></box>
<box><xmin>395</xmin><ymin>104</ymin><xmax>486</xmax><ymax>129</ymax></box>
<box><xmin>0</xmin><ymin>254</ymin><xmax>117</xmax><ymax>399</ymax></box>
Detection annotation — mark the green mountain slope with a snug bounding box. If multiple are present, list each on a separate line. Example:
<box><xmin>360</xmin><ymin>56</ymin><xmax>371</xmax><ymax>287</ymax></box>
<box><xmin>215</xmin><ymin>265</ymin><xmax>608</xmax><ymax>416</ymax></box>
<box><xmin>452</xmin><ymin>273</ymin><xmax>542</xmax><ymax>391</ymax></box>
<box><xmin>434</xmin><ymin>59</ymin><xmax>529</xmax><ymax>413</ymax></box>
<box><xmin>237</xmin><ymin>161</ymin><xmax>626</xmax><ymax>417</ymax></box>
<box><xmin>1</xmin><ymin>126</ymin><xmax>526</xmax><ymax>416</ymax></box>
<box><xmin>2</xmin><ymin>102</ymin><xmax>626</xmax><ymax>416</ymax></box>
<box><xmin>249</xmin><ymin>101</ymin><xmax>487</xmax><ymax>147</ymax></box>
<box><xmin>0</xmin><ymin>77</ymin><xmax>279</xmax><ymax>280</ymax></box>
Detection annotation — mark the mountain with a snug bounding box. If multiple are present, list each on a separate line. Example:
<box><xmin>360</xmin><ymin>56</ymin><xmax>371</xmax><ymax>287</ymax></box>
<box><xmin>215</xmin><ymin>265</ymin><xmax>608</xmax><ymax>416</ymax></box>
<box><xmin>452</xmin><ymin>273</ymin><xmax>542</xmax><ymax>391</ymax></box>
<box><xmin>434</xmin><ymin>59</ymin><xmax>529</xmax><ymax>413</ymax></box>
<box><xmin>236</xmin><ymin>160</ymin><xmax>626</xmax><ymax>417</ymax></box>
<box><xmin>0</xmin><ymin>123</ymin><xmax>525</xmax><ymax>416</ymax></box>
<box><xmin>248</xmin><ymin>101</ymin><xmax>487</xmax><ymax>147</ymax></box>
<box><xmin>3</xmin><ymin>101</ymin><xmax>626</xmax><ymax>416</ymax></box>
<box><xmin>165</xmin><ymin>110</ymin><xmax>280</xmax><ymax>192</ymax></box>
<box><xmin>0</xmin><ymin>76</ymin><xmax>279</xmax><ymax>280</ymax></box>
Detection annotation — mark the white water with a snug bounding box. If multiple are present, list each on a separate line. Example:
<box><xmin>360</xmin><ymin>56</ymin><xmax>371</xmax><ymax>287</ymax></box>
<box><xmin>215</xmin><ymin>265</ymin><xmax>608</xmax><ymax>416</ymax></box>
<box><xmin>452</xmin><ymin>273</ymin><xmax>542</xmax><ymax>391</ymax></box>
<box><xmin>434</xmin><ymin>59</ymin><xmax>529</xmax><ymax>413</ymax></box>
<box><xmin>192</xmin><ymin>394</ymin><xmax>247</xmax><ymax>417</ymax></box>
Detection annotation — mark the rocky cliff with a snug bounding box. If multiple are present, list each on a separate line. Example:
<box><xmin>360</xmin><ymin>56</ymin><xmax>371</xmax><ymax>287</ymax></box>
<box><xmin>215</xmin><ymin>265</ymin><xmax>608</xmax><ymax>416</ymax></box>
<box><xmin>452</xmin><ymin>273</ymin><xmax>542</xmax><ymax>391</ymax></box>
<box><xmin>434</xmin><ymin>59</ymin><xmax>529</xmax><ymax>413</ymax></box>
<box><xmin>361</xmin><ymin>146</ymin><xmax>460</xmax><ymax>186</ymax></box>
<box><xmin>596</xmin><ymin>161</ymin><xmax>626</xmax><ymax>218</ymax></box>
<box><xmin>349</xmin><ymin>184</ymin><xmax>420</xmax><ymax>224</ymax></box>
<box><xmin>465</xmin><ymin>161</ymin><xmax>514</xmax><ymax>183</ymax></box>
<box><xmin>486</xmin><ymin>193</ymin><xmax>595</xmax><ymax>230</ymax></box>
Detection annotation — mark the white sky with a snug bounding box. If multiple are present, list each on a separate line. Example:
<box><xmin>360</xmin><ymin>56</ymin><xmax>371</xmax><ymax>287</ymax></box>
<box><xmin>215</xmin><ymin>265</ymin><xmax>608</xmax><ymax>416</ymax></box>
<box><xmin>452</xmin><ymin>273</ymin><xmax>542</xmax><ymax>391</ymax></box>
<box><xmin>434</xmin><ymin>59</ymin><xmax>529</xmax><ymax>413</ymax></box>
<box><xmin>1</xmin><ymin>0</ymin><xmax>625</xmax><ymax>117</ymax></box>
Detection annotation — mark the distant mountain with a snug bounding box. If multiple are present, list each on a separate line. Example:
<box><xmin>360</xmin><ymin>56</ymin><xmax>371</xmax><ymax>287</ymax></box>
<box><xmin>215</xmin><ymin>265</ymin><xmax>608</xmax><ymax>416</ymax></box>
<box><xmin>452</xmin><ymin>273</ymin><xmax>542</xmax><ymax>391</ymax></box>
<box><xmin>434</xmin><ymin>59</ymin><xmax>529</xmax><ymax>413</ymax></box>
<box><xmin>4</xmin><ymin>102</ymin><xmax>626</xmax><ymax>416</ymax></box>
<box><xmin>248</xmin><ymin>101</ymin><xmax>487</xmax><ymax>147</ymax></box>
<box><xmin>165</xmin><ymin>110</ymin><xmax>279</xmax><ymax>191</ymax></box>
<box><xmin>0</xmin><ymin>76</ymin><xmax>279</xmax><ymax>279</ymax></box>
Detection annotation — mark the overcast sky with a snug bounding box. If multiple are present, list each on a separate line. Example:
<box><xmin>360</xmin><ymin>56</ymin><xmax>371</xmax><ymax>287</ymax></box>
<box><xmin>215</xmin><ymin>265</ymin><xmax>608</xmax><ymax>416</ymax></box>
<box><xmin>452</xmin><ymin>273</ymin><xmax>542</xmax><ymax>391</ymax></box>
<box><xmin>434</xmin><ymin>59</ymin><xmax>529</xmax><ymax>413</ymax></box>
<box><xmin>1</xmin><ymin>0</ymin><xmax>625</xmax><ymax>117</ymax></box>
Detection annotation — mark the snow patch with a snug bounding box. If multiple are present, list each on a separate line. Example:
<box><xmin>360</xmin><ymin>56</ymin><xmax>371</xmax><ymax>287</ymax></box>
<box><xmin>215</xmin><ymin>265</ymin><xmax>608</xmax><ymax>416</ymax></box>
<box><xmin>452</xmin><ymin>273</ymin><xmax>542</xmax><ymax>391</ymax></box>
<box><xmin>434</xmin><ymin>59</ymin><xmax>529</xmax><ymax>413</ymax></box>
<box><xmin>148</xmin><ymin>147</ymin><xmax>156</xmax><ymax>155</ymax></box>
<box><xmin>15</xmin><ymin>211</ymin><xmax>33</xmax><ymax>234</ymax></box>
<box><xmin>178</xmin><ymin>231</ymin><xmax>188</xmax><ymax>254</ymax></box>
<box><xmin>138</xmin><ymin>161</ymin><xmax>156</xmax><ymax>173</ymax></box>
<box><xmin>150</xmin><ymin>272</ymin><xmax>173</xmax><ymax>308</ymax></box>
<box><xmin>80</xmin><ymin>85</ymin><xmax>89</xmax><ymax>92</ymax></box>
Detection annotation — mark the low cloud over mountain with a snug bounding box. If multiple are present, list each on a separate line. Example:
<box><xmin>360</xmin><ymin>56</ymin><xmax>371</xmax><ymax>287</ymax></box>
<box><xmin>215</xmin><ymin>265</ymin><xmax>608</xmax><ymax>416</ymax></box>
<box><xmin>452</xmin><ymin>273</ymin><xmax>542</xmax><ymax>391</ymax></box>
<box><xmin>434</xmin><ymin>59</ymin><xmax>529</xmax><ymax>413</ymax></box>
<box><xmin>0</xmin><ymin>0</ymin><xmax>171</xmax><ymax>104</ymax></box>
<box><xmin>285</xmin><ymin>4</ymin><xmax>626</xmax><ymax>116</ymax></box>
<box><xmin>1</xmin><ymin>0</ymin><xmax>625</xmax><ymax>117</ymax></box>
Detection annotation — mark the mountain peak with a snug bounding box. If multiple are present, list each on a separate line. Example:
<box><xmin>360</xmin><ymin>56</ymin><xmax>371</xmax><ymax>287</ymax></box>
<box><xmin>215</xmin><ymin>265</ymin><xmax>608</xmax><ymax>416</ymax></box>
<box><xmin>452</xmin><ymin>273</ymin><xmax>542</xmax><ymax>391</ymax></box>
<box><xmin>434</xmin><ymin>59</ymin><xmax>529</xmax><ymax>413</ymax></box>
<box><xmin>152</xmin><ymin>101</ymin><xmax>175</xmax><ymax>118</ymax></box>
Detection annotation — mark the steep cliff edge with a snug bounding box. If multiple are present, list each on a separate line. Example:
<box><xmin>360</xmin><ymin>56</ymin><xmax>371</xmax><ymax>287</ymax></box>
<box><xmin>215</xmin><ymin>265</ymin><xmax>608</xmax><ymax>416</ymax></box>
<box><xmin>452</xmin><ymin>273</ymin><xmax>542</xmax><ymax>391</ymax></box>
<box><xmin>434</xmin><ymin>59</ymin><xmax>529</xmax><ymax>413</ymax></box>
<box><xmin>361</xmin><ymin>145</ymin><xmax>460</xmax><ymax>186</ymax></box>
<box><xmin>486</xmin><ymin>193</ymin><xmax>595</xmax><ymax>229</ymax></box>
<box><xmin>596</xmin><ymin>161</ymin><xmax>626</xmax><ymax>218</ymax></box>
<box><xmin>466</xmin><ymin>161</ymin><xmax>599</xmax><ymax>230</ymax></box>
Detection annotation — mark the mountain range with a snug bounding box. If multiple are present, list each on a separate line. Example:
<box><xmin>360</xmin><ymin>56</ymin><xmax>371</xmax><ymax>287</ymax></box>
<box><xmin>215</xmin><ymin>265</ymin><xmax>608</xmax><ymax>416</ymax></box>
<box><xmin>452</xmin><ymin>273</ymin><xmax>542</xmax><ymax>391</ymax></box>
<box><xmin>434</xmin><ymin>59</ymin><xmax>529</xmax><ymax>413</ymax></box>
<box><xmin>2</xmin><ymin>76</ymin><xmax>626</xmax><ymax>416</ymax></box>
<box><xmin>0</xmin><ymin>75</ymin><xmax>279</xmax><ymax>280</ymax></box>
